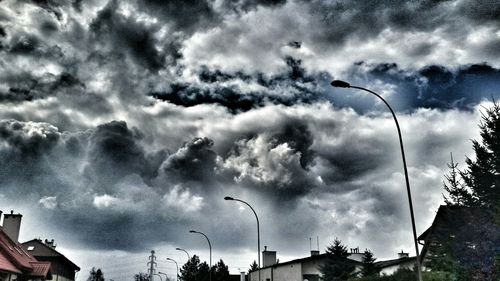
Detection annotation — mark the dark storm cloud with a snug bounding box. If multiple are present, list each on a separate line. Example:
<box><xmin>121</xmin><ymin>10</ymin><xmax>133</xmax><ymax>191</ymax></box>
<box><xmin>161</xmin><ymin>137</ymin><xmax>217</xmax><ymax>182</ymax></box>
<box><xmin>0</xmin><ymin>72</ymin><xmax>84</xmax><ymax>102</ymax></box>
<box><xmin>341</xmin><ymin>62</ymin><xmax>500</xmax><ymax>111</ymax></box>
<box><xmin>0</xmin><ymin>119</ymin><xmax>60</xmax><ymax>156</ymax></box>
<box><xmin>90</xmin><ymin>0</ymin><xmax>170</xmax><ymax>71</ymax></box>
<box><xmin>151</xmin><ymin>56</ymin><xmax>329</xmax><ymax>112</ymax></box>
<box><xmin>138</xmin><ymin>0</ymin><xmax>219</xmax><ymax>34</ymax></box>
<box><xmin>85</xmin><ymin>121</ymin><xmax>166</xmax><ymax>189</ymax></box>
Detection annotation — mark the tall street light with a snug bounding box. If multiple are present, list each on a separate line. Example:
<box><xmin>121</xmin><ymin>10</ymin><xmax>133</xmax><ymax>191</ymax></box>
<box><xmin>176</xmin><ymin>247</ymin><xmax>191</xmax><ymax>261</ymax></box>
<box><xmin>153</xmin><ymin>273</ymin><xmax>163</xmax><ymax>281</ymax></box>
<box><xmin>157</xmin><ymin>272</ymin><xmax>168</xmax><ymax>281</ymax></box>
<box><xmin>330</xmin><ymin>80</ymin><xmax>422</xmax><ymax>281</ymax></box>
<box><xmin>166</xmin><ymin>258</ymin><xmax>179</xmax><ymax>281</ymax></box>
<box><xmin>224</xmin><ymin>196</ymin><xmax>260</xmax><ymax>281</ymax></box>
<box><xmin>189</xmin><ymin>230</ymin><xmax>212</xmax><ymax>281</ymax></box>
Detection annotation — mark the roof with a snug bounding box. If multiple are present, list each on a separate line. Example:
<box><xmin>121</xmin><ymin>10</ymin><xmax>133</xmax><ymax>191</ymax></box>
<box><xmin>417</xmin><ymin>205</ymin><xmax>491</xmax><ymax>262</ymax></box>
<box><xmin>375</xmin><ymin>257</ymin><xmax>416</xmax><ymax>269</ymax></box>
<box><xmin>250</xmin><ymin>253</ymin><xmax>362</xmax><ymax>272</ymax></box>
<box><xmin>21</xmin><ymin>239</ymin><xmax>80</xmax><ymax>271</ymax></box>
<box><xmin>0</xmin><ymin>227</ymin><xmax>36</xmax><ymax>272</ymax></box>
<box><xmin>0</xmin><ymin>250</ymin><xmax>22</xmax><ymax>274</ymax></box>
<box><xmin>29</xmin><ymin>261</ymin><xmax>52</xmax><ymax>279</ymax></box>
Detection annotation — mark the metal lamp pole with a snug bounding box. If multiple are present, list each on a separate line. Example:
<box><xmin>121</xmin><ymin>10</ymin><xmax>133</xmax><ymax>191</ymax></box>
<box><xmin>224</xmin><ymin>196</ymin><xmax>261</xmax><ymax>281</ymax></box>
<box><xmin>166</xmin><ymin>258</ymin><xmax>179</xmax><ymax>281</ymax></box>
<box><xmin>189</xmin><ymin>230</ymin><xmax>212</xmax><ymax>281</ymax></box>
<box><xmin>176</xmin><ymin>247</ymin><xmax>190</xmax><ymax>261</ymax></box>
<box><xmin>153</xmin><ymin>273</ymin><xmax>163</xmax><ymax>281</ymax></box>
<box><xmin>157</xmin><ymin>272</ymin><xmax>168</xmax><ymax>281</ymax></box>
<box><xmin>330</xmin><ymin>80</ymin><xmax>422</xmax><ymax>281</ymax></box>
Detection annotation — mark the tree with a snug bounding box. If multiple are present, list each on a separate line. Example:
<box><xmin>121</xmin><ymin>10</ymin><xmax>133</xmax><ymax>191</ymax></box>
<box><xmin>180</xmin><ymin>255</ymin><xmax>201</xmax><ymax>281</ymax></box>
<box><xmin>248</xmin><ymin>260</ymin><xmax>258</xmax><ymax>274</ymax></box>
<box><xmin>443</xmin><ymin>153</ymin><xmax>476</xmax><ymax>206</ymax></box>
<box><xmin>212</xmin><ymin>259</ymin><xmax>230</xmax><ymax>281</ymax></box>
<box><xmin>319</xmin><ymin>238</ymin><xmax>355</xmax><ymax>281</ymax></box>
<box><xmin>196</xmin><ymin>261</ymin><xmax>210</xmax><ymax>281</ymax></box>
<box><xmin>440</xmin><ymin>102</ymin><xmax>500</xmax><ymax>280</ymax></box>
<box><xmin>361</xmin><ymin>249</ymin><xmax>379</xmax><ymax>277</ymax></box>
<box><xmin>87</xmin><ymin>267</ymin><xmax>105</xmax><ymax>281</ymax></box>
<box><xmin>134</xmin><ymin>272</ymin><xmax>149</xmax><ymax>281</ymax></box>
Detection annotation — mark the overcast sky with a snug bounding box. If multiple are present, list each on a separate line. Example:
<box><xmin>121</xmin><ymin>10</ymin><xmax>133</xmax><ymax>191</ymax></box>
<box><xmin>1</xmin><ymin>0</ymin><xmax>500</xmax><ymax>280</ymax></box>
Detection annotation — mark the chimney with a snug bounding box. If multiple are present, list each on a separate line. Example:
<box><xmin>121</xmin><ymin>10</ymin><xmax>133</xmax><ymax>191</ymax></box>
<box><xmin>3</xmin><ymin>210</ymin><xmax>22</xmax><ymax>242</ymax></box>
<box><xmin>240</xmin><ymin>271</ymin><xmax>245</xmax><ymax>281</ymax></box>
<box><xmin>310</xmin><ymin>250</ymin><xmax>320</xmax><ymax>256</ymax></box>
<box><xmin>398</xmin><ymin>250</ymin><xmax>409</xmax><ymax>259</ymax></box>
<box><xmin>44</xmin><ymin>239</ymin><xmax>57</xmax><ymax>249</ymax></box>
<box><xmin>262</xmin><ymin>246</ymin><xmax>277</xmax><ymax>267</ymax></box>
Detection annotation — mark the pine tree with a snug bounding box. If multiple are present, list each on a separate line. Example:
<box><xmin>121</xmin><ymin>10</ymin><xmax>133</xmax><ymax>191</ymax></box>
<box><xmin>87</xmin><ymin>267</ymin><xmax>105</xmax><ymax>281</ymax></box>
<box><xmin>248</xmin><ymin>260</ymin><xmax>258</xmax><ymax>274</ymax></box>
<box><xmin>320</xmin><ymin>238</ymin><xmax>355</xmax><ymax>281</ymax></box>
<box><xmin>180</xmin><ymin>255</ymin><xmax>201</xmax><ymax>281</ymax></box>
<box><xmin>460</xmin><ymin>102</ymin><xmax>500</xmax><ymax>208</ymax></box>
<box><xmin>443</xmin><ymin>152</ymin><xmax>476</xmax><ymax>206</ymax></box>
<box><xmin>212</xmin><ymin>259</ymin><xmax>230</xmax><ymax>281</ymax></box>
<box><xmin>361</xmin><ymin>249</ymin><xmax>379</xmax><ymax>277</ymax></box>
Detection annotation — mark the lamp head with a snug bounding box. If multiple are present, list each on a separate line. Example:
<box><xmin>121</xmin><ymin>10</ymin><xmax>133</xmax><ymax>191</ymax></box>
<box><xmin>175</xmin><ymin>247</ymin><xmax>182</xmax><ymax>250</ymax></box>
<box><xmin>224</xmin><ymin>196</ymin><xmax>234</xmax><ymax>200</ymax></box>
<box><xmin>189</xmin><ymin>230</ymin><xmax>196</xmax><ymax>233</ymax></box>
<box><xmin>330</xmin><ymin>80</ymin><xmax>351</xmax><ymax>88</ymax></box>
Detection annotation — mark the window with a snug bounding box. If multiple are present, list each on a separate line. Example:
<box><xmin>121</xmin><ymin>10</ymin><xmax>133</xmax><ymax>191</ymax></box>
<box><xmin>27</xmin><ymin>246</ymin><xmax>35</xmax><ymax>251</ymax></box>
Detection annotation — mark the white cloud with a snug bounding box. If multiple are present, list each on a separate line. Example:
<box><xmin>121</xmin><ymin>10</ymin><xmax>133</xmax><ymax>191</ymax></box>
<box><xmin>39</xmin><ymin>196</ymin><xmax>58</xmax><ymax>209</ymax></box>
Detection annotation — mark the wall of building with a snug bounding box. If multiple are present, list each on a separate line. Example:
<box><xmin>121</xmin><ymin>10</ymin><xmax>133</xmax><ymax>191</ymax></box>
<box><xmin>249</xmin><ymin>267</ymin><xmax>272</xmax><ymax>281</ymax></box>
<box><xmin>273</xmin><ymin>262</ymin><xmax>301</xmax><ymax>281</ymax></box>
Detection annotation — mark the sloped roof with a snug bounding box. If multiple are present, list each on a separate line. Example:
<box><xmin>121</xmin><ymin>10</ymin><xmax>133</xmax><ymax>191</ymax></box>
<box><xmin>0</xmin><ymin>250</ymin><xmax>22</xmax><ymax>274</ymax></box>
<box><xmin>0</xmin><ymin>227</ymin><xmax>36</xmax><ymax>272</ymax></box>
<box><xmin>375</xmin><ymin>256</ymin><xmax>416</xmax><ymax>269</ymax></box>
<box><xmin>250</xmin><ymin>253</ymin><xmax>362</xmax><ymax>272</ymax></box>
<box><xmin>29</xmin><ymin>261</ymin><xmax>52</xmax><ymax>279</ymax></box>
<box><xmin>22</xmin><ymin>239</ymin><xmax>80</xmax><ymax>271</ymax></box>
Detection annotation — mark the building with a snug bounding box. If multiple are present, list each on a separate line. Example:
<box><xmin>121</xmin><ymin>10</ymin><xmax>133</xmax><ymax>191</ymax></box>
<box><xmin>249</xmin><ymin>247</ymin><xmax>362</xmax><ymax>281</ymax></box>
<box><xmin>249</xmin><ymin>247</ymin><xmax>418</xmax><ymax>281</ymax></box>
<box><xmin>21</xmin><ymin>239</ymin><xmax>80</xmax><ymax>281</ymax></box>
<box><xmin>375</xmin><ymin>251</ymin><xmax>417</xmax><ymax>276</ymax></box>
<box><xmin>417</xmin><ymin>205</ymin><xmax>500</xmax><ymax>273</ymax></box>
<box><xmin>0</xmin><ymin>211</ymin><xmax>52</xmax><ymax>281</ymax></box>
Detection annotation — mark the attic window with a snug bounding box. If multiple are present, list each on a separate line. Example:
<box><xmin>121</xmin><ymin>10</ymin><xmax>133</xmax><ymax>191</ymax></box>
<box><xmin>27</xmin><ymin>246</ymin><xmax>35</xmax><ymax>251</ymax></box>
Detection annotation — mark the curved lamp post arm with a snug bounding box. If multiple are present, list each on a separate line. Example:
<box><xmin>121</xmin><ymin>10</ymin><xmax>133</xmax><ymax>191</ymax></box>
<box><xmin>166</xmin><ymin>259</ymin><xmax>179</xmax><ymax>281</ymax></box>
<box><xmin>330</xmin><ymin>80</ymin><xmax>422</xmax><ymax>281</ymax></box>
<box><xmin>176</xmin><ymin>248</ymin><xmax>190</xmax><ymax>261</ymax></box>
<box><xmin>153</xmin><ymin>273</ymin><xmax>163</xmax><ymax>281</ymax></box>
<box><xmin>189</xmin><ymin>230</ymin><xmax>212</xmax><ymax>281</ymax></box>
<box><xmin>157</xmin><ymin>272</ymin><xmax>168</xmax><ymax>281</ymax></box>
<box><xmin>224</xmin><ymin>196</ymin><xmax>261</xmax><ymax>281</ymax></box>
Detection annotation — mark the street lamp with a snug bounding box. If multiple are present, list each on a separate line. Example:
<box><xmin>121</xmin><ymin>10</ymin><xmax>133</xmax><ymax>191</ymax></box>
<box><xmin>157</xmin><ymin>272</ymin><xmax>168</xmax><ymax>281</ymax></box>
<box><xmin>189</xmin><ymin>230</ymin><xmax>212</xmax><ymax>281</ymax></box>
<box><xmin>176</xmin><ymin>247</ymin><xmax>190</xmax><ymax>261</ymax></box>
<box><xmin>153</xmin><ymin>273</ymin><xmax>163</xmax><ymax>281</ymax></box>
<box><xmin>330</xmin><ymin>80</ymin><xmax>422</xmax><ymax>281</ymax></box>
<box><xmin>224</xmin><ymin>196</ymin><xmax>261</xmax><ymax>281</ymax></box>
<box><xmin>166</xmin><ymin>258</ymin><xmax>179</xmax><ymax>281</ymax></box>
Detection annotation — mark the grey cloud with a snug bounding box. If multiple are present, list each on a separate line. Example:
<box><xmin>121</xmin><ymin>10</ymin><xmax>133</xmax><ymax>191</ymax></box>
<box><xmin>152</xmin><ymin>56</ymin><xmax>329</xmax><ymax>112</ymax></box>
<box><xmin>160</xmin><ymin>137</ymin><xmax>218</xmax><ymax>183</ymax></box>
<box><xmin>0</xmin><ymin>119</ymin><xmax>60</xmax><ymax>156</ymax></box>
<box><xmin>138</xmin><ymin>0</ymin><xmax>220</xmax><ymax>34</ymax></box>
<box><xmin>90</xmin><ymin>0</ymin><xmax>170</xmax><ymax>71</ymax></box>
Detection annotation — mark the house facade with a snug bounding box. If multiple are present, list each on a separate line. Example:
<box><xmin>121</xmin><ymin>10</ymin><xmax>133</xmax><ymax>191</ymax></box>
<box><xmin>0</xmin><ymin>211</ymin><xmax>52</xmax><ymax>281</ymax></box>
<box><xmin>21</xmin><ymin>239</ymin><xmax>80</xmax><ymax>281</ymax></box>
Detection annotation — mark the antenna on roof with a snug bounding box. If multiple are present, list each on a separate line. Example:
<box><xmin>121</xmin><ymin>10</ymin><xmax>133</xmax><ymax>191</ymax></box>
<box><xmin>317</xmin><ymin>236</ymin><xmax>320</xmax><ymax>251</ymax></box>
<box><xmin>309</xmin><ymin>237</ymin><xmax>312</xmax><ymax>252</ymax></box>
